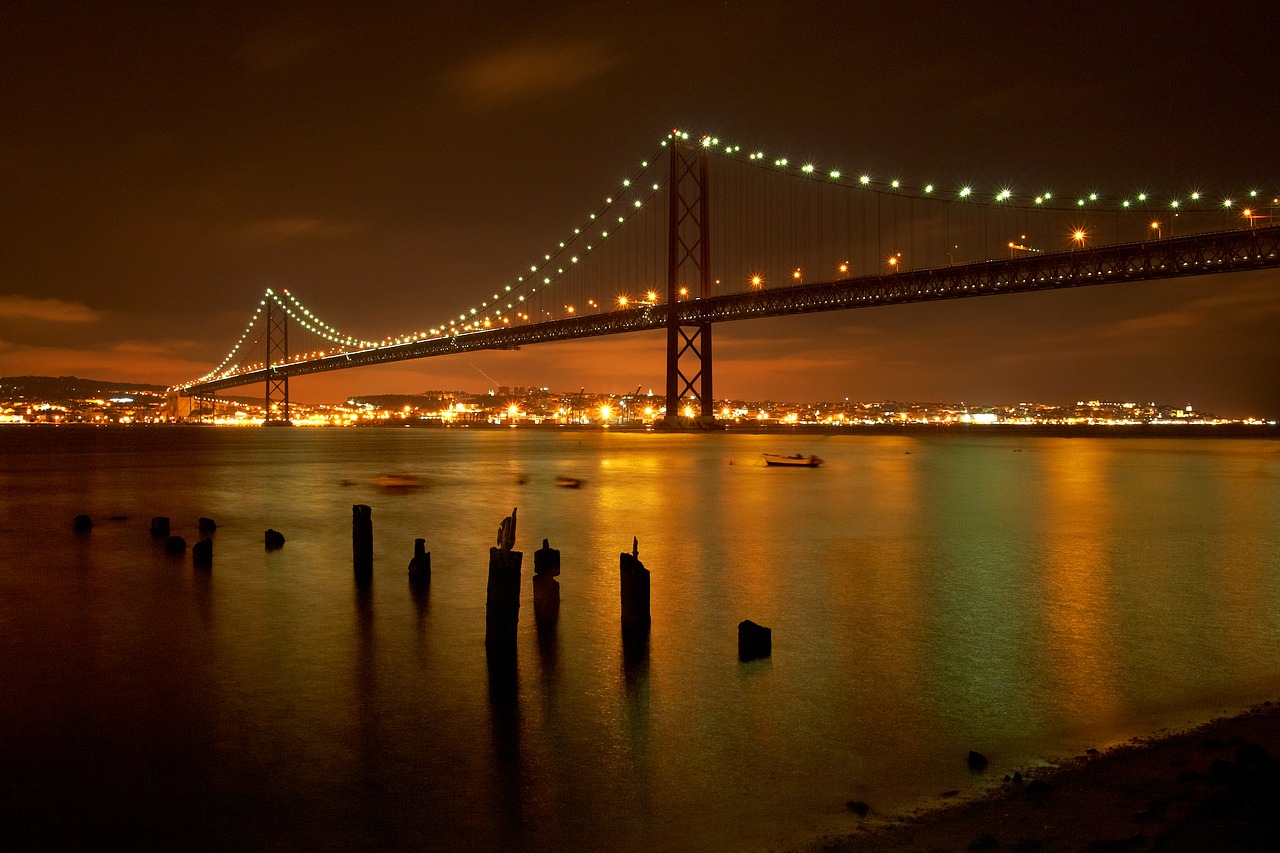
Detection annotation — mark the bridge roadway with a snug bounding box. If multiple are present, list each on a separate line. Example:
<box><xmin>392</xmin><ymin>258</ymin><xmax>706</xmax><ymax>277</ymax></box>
<box><xmin>186</xmin><ymin>225</ymin><xmax>1280</xmax><ymax>396</ymax></box>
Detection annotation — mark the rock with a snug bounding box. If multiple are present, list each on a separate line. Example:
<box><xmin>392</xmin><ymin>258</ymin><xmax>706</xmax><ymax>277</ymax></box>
<box><xmin>1025</xmin><ymin>779</ymin><xmax>1053</xmax><ymax>796</ymax></box>
<box><xmin>408</xmin><ymin>538</ymin><xmax>431</xmax><ymax>580</ymax></box>
<box><xmin>941</xmin><ymin>789</ymin><xmax>959</xmax><ymax>798</ymax></box>
<box><xmin>192</xmin><ymin>538</ymin><xmax>212</xmax><ymax>569</ymax></box>
<box><xmin>737</xmin><ymin>619</ymin><xmax>772</xmax><ymax>661</ymax></box>
<box><xmin>73</xmin><ymin>514</ymin><xmax>92</xmax><ymax>532</ymax></box>
<box><xmin>265</xmin><ymin>529</ymin><xmax>285</xmax><ymax>550</ymax></box>
<box><xmin>198</xmin><ymin>517</ymin><xmax>217</xmax><ymax>535</ymax></box>
<box><xmin>1012</xmin><ymin>771</ymin><xmax>1023</xmax><ymax>784</ymax></box>
<box><xmin>845</xmin><ymin>800</ymin><xmax>870</xmax><ymax>816</ymax></box>
<box><xmin>968</xmin><ymin>750</ymin><xmax>989</xmax><ymax>771</ymax></box>
<box><xmin>164</xmin><ymin>535</ymin><xmax>186</xmax><ymax>555</ymax></box>
<box><xmin>150</xmin><ymin>516</ymin><xmax>170</xmax><ymax>537</ymax></box>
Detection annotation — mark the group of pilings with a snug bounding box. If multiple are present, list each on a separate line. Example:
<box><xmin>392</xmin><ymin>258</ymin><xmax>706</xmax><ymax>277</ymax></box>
<box><xmin>352</xmin><ymin>503</ymin><xmax>770</xmax><ymax>660</ymax></box>
<box><xmin>73</xmin><ymin>505</ymin><xmax>772</xmax><ymax>661</ymax></box>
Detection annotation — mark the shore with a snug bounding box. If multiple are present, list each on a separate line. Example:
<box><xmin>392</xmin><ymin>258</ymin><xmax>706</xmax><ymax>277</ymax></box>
<box><xmin>810</xmin><ymin>700</ymin><xmax>1280</xmax><ymax>852</ymax></box>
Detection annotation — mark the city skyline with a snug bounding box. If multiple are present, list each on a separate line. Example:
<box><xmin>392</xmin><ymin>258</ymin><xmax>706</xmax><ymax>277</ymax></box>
<box><xmin>3</xmin><ymin>2</ymin><xmax>1278</xmax><ymax>417</ymax></box>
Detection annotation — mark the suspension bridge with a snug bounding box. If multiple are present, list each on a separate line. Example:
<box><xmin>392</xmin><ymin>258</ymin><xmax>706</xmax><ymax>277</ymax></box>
<box><xmin>172</xmin><ymin>129</ymin><xmax>1280</xmax><ymax>425</ymax></box>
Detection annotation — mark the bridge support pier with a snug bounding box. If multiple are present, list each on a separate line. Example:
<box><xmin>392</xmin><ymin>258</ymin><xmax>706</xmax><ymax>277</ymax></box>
<box><xmin>663</xmin><ymin>137</ymin><xmax>716</xmax><ymax>428</ymax></box>
<box><xmin>264</xmin><ymin>295</ymin><xmax>292</xmax><ymax>426</ymax></box>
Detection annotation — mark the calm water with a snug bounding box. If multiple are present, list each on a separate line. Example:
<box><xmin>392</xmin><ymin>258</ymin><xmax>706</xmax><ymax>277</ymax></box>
<box><xmin>2</xmin><ymin>427</ymin><xmax>1278</xmax><ymax>851</ymax></box>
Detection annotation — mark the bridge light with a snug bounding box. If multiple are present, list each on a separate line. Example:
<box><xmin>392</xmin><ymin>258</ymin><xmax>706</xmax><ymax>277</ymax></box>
<box><xmin>802</xmin><ymin>164</ymin><xmax>815</xmax><ymax>173</ymax></box>
<box><xmin>859</xmin><ymin>175</ymin><xmax>870</xmax><ymax>185</ymax></box>
<box><xmin>750</xmin><ymin>275</ymin><xmax>763</xmax><ymax>289</ymax></box>
<box><xmin>924</xmin><ymin>184</ymin><xmax>934</xmax><ymax>193</ymax></box>
<box><xmin>617</xmin><ymin>295</ymin><xmax>629</xmax><ymax>307</ymax></box>
<box><xmin>567</xmin><ymin>306</ymin><xmax>575</xmax><ymax>314</ymax></box>
<box><xmin>634</xmin><ymin>200</ymin><xmax>642</xmax><ymax>208</ymax></box>
<box><xmin>1222</xmin><ymin>199</ymin><xmax>1233</xmax><ymax>208</ymax></box>
<box><xmin>1191</xmin><ymin>192</ymin><xmax>1200</xmax><ymax>201</ymax></box>
<box><xmin>1072</xmin><ymin>229</ymin><xmax>1087</xmax><ymax>248</ymax></box>
<box><xmin>792</xmin><ymin>269</ymin><xmax>802</xmax><ymax>281</ymax></box>
<box><xmin>679</xmin><ymin>286</ymin><xmax>689</xmax><ymax>297</ymax></box>
<box><xmin>1137</xmin><ymin>193</ymin><xmax>1147</xmax><ymax>202</ymax></box>
<box><xmin>646</xmin><ymin>290</ymin><xmax>658</xmax><ymax>303</ymax></box>
<box><xmin>829</xmin><ymin>170</ymin><xmax>841</xmax><ymax>179</ymax></box>
<box><xmin>838</xmin><ymin>262</ymin><xmax>849</xmax><ymax>275</ymax></box>
<box><xmin>959</xmin><ymin>186</ymin><xmax>971</xmax><ymax>198</ymax></box>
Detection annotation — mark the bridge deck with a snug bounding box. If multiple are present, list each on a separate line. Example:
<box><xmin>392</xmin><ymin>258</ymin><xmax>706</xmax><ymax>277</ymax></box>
<box><xmin>185</xmin><ymin>226</ymin><xmax>1280</xmax><ymax>396</ymax></box>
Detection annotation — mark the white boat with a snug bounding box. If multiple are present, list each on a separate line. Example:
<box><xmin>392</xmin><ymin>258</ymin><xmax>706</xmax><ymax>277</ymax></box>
<box><xmin>555</xmin><ymin>476</ymin><xmax>583</xmax><ymax>488</ymax></box>
<box><xmin>762</xmin><ymin>453</ymin><xmax>823</xmax><ymax>468</ymax></box>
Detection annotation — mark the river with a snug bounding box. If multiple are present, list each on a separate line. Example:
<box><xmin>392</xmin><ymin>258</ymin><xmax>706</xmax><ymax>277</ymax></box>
<box><xmin>1</xmin><ymin>427</ymin><xmax>1277</xmax><ymax>851</ymax></box>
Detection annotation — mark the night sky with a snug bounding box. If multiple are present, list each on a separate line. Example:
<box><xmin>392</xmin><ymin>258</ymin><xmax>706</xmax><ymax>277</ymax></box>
<box><xmin>3</xmin><ymin>1</ymin><xmax>1277</xmax><ymax>416</ymax></box>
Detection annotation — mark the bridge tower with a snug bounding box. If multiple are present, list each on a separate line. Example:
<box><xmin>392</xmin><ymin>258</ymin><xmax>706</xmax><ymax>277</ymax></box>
<box><xmin>664</xmin><ymin>137</ymin><xmax>715</xmax><ymax>427</ymax></box>
<box><xmin>264</xmin><ymin>297</ymin><xmax>292</xmax><ymax>426</ymax></box>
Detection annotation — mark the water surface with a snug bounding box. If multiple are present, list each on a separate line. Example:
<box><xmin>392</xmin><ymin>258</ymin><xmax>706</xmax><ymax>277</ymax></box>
<box><xmin>2</xmin><ymin>427</ymin><xmax>1278</xmax><ymax>850</ymax></box>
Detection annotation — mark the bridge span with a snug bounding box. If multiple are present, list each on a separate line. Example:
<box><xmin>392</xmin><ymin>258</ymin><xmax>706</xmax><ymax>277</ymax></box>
<box><xmin>185</xmin><ymin>224</ymin><xmax>1280</xmax><ymax>397</ymax></box>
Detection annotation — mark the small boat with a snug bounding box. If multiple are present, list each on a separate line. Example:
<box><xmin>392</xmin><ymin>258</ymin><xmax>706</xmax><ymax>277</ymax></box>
<box><xmin>373</xmin><ymin>473</ymin><xmax>423</xmax><ymax>489</ymax></box>
<box><xmin>555</xmin><ymin>476</ymin><xmax>583</xmax><ymax>488</ymax></box>
<box><xmin>762</xmin><ymin>453</ymin><xmax>823</xmax><ymax>468</ymax></box>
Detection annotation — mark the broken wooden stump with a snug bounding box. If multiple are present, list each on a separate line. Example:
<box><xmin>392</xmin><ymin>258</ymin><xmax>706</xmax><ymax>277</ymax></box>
<box><xmin>485</xmin><ymin>508</ymin><xmax>522</xmax><ymax>648</ymax></box>
<box><xmin>197</xmin><ymin>517</ymin><xmax>217</xmax><ymax>536</ymax></box>
<box><xmin>352</xmin><ymin>504</ymin><xmax>372</xmax><ymax>575</ymax></box>
<box><xmin>533</xmin><ymin>538</ymin><xmax>560</xmax><ymax>625</ymax></box>
<box><xmin>620</xmin><ymin>536</ymin><xmax>650</xmax><ymax>634</ymax></box>
<box><xmin>408</xmin><ymin>538</ymin><xmax>431</xmax><ymax>582</ymax></box>
<box><xmin>192</xmin><ymin>537</ymin><xmax>212</xmax><ymax>569</ymax></box>
<box><xmin>265</xmin><ymin>529</ymin><xmax>285</xmax><ymax>550</ymax></box>
<box><xmin>738</xmin><ymin>619</ymin><xmax>772</xmax><ymax>661</ymax></box>
<box><xmin>164</xmin><ymin>535</ymin><xmax>187</xmax><ymax>556</ymax></box>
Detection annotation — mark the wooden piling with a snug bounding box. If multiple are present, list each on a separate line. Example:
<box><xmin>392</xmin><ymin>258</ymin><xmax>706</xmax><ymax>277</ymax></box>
<box><xmin>533</xmin><ymin>538</ymin><xmax>560</xmax><ymax>625</ymax></box>
<box><xmin>485</xmin><ymin>509</ymin><xmax>522</xmax><ymax>648</ymax></box>
<box><xmin>620</xmin><ymin>536</ymin><xmax>650</xmax><ymax>634</ymax></box>
<box><xmin>408</xmin><ymin>538</ymin><xmax>431</xmax><ymax>581</ymax></box>
<box><xmin>193</xmin><ymin>538</ymin><xmax>212</xmax><ymax>569</ymax></box>
<box><xmin>353</xmin><ymin>504</ymin><xmax>373</xmax><ymax>575</ymax></box>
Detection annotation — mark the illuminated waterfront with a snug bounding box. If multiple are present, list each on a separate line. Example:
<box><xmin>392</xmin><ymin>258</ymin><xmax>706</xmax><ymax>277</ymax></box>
<box><xmin>2</xmin><ymin>428</ymin><xmax>1278</xmax><ymax>850</ymax></box>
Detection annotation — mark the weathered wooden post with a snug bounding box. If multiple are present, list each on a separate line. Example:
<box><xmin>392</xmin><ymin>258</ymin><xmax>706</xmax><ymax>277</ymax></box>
<box><xmin>265</xmin><ymin>529</ymin><xmax>285</xmax><ymax>550</ymax></box>
<box><xmin>353</xmin><ymin>504</ymin><xmax>372</xmax><ymax>575</ymax></box>
<box><xmin>620</xmin><ymin>536</ymin><xmax>650</xmax><ymax>634</ymax></box>
<box><xmin>73</xmin><ymin>514</ymin><xmax>92</xmax><ymax>533</ymax></box>
<box><xmin>150</xmin><ymin>516</ymin><xmax>170</xmax><ymax>538</ymax></box>
<box><xmin>486</xmin><ymin>508</ymin><xmax>522</xmax><ymax>648</ymax></box>
<box><xmin>533</xmin><ymin>538</ymin><xmax>560</xmax><ymax>625</ymax></box>
<box><xmin>198</xmin><ymin>517</ymin><xmax>217</xmax><ymax>536</ymax></box>
<box><xmin>737</xmin><ymin>619</ymin><xmax>772</xmax><ymax>660</ymax></box>
<box><xmin>408</xmin><ymin>538</ymin><xmax>431</xmax><ymax>582</ymax></box>
<box><xmin>192</xmin><ymin>537</ymin><xmax>213</xmax><ymax>569</ymax></box>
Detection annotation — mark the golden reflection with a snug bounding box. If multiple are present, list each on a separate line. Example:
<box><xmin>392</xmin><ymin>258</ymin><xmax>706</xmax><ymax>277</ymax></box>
<box><xmin>1037</xmin><ymin>441</ymin><xmax>1120</xmax><ymax>715</ymax></box>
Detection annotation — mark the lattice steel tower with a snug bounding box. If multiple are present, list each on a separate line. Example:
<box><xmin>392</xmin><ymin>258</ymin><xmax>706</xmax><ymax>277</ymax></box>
<box><xmin>664</xmin><ymin>137</ymin><xmax>715</xmax><ymax>427</ymax></box>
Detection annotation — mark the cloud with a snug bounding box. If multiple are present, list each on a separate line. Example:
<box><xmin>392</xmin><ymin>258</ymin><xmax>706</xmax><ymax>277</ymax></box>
<box><xmin>453</xmin><ymin>39</ymin><xmax>623</xmax><ymax>104</ymax></box>
<box><xmin>0</xmin><ymin>295</ymin><xmax>102</xmax><ymax>324</ymax></box>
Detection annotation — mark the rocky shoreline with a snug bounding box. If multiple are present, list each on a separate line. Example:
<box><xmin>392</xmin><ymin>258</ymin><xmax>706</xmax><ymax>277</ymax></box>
<box><xmin>809</xmin><ymin>700</ymin><xmax>1280</xmax><ymax>852</ymax></box>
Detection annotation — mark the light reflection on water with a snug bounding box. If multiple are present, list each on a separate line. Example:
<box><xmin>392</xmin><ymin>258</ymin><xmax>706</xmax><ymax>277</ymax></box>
<box><xmin>1</xmin><ymin>427</ymin><xmax>1278</xmax><ymax>851</ymax></box>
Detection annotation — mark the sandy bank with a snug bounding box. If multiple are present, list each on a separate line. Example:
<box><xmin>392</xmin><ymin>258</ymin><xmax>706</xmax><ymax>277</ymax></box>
<box><xmin>808</xmin><ymin>700</ymin><xmax>1280</xmax><ymax>852</ymax></box>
